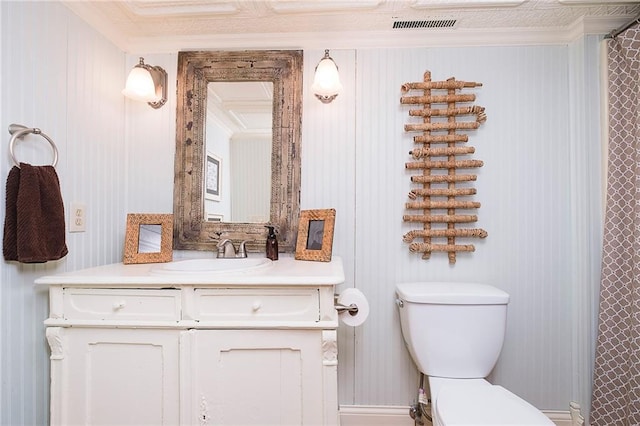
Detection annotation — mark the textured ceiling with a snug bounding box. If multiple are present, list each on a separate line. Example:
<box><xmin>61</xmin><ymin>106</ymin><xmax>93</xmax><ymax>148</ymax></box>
<box><xmin>63</xmin><ymin>0</ymin><xmax>640</xmax><ymax>51</ymax></box>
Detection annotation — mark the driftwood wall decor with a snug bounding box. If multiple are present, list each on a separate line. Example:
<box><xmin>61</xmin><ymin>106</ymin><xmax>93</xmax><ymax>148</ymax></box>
<box><xmin>401</xmin><ymin>71</ymin><xmax>487</xmax><ymax>264</ymax></box>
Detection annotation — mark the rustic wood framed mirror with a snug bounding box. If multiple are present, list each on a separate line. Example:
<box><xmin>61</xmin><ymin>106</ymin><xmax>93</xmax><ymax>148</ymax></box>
<box><xmin>174</xmin><ymin>50</ymin><xmax>302</xmax><ymax>252</ymax></box>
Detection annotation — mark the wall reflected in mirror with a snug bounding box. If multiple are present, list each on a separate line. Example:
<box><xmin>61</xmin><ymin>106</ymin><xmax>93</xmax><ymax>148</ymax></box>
<box><xmin>205</xmin><ymin>82</ymin><xmax>273</xmax><ymax>223</ymax></box>
<box><xmin>123</xmin><ymin>213</ymin><xmax>173</xmax><ymax>264</ymax></box>
<box><xmin>138</xmin><ymin>224</ymin><xmax>162</xmax><ymax>253</ymax></box>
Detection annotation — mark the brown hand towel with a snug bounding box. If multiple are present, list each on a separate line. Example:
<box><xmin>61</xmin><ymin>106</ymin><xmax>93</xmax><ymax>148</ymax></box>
<box><xmin>3</xmin><ymin>163</ymin><xmax>68</xmax><ymax>263</ymax></box>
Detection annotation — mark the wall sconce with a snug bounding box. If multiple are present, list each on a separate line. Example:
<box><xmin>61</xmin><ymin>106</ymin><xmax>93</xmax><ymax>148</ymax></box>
<box><xmin>122</xmin><ymin>57</ymin><xmax>167</xmax><ymax>109</ymax></box>
<box><xmin>312</xmin><ymin>49</ymin><xmax>342</xmax><ymax>103</ymax></box>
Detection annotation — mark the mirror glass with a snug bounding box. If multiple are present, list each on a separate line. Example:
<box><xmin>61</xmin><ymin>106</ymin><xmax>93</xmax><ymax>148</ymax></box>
<box><xmin>174</xmin><ymin>50</ymin><xmax>302</xmax><ymax>253</ymax></box>
<box><xmin>138</xmin><ymin>224</ymin><xmax>162</xmax><ymax>253</ymax></box>
<box><xmin>205</xmin><ymin>82</ymin><xmax>273</xmax><ymax>223</ymax></box>
<box><xmin>123</xmin><ymin>213</ymin><xmax>173</xmax><ymax>264</ymax></box>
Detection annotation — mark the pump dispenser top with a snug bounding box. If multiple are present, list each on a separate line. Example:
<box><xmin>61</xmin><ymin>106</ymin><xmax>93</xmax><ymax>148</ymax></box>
<box><xmin>265</xmin><ymin>226</ymin><xmax>278</xmax><ymax>261</ymax></box>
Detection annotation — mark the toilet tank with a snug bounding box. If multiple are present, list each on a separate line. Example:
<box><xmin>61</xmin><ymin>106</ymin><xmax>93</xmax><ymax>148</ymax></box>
<box><xmin>396</xmin><ymin>282</ymin><xmax>509</xmax><ymax>379</ymax></box>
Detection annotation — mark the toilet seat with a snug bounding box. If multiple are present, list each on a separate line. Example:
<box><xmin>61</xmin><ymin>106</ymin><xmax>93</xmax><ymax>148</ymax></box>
<box><xmin>435</xmin><ymin>384</ymin><xmax>554</xmax><ymax>425</ymax></box>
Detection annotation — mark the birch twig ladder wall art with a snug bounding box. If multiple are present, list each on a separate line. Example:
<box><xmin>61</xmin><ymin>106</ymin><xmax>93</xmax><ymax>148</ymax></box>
<box><xmin>401</xmin><ymin>71</ymin><xmax>487</xmax><ymax>264</ymax></box>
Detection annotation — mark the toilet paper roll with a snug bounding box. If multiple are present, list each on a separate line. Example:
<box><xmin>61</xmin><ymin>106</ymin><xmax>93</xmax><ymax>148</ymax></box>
<box><xmin>337</xmin><ymin>288</ymin><xmax>369</xmax><ymax>327</ymax></box>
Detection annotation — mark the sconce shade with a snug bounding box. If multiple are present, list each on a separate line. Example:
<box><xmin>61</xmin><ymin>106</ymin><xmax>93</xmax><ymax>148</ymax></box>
<box><xmin>122</xmin><ymin>57</ymin><xmax>167</xmax><ymax>109</ymax></box>
<box><xmin>122</xmin><ymin>67</ymin><xmax>157</xmax><ymax>102</ymax></box>
<box><xmin>312</xmin><ymin>50</ymin><xmax>342</xmax><ymax>103</ymax></box>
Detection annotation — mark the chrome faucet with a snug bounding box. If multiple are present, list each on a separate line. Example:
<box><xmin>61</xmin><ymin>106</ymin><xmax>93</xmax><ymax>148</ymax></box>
<box><xmin>216</xmin><ymin>239</ymin><xmax>248</xmax><ymax>258</ymax></box>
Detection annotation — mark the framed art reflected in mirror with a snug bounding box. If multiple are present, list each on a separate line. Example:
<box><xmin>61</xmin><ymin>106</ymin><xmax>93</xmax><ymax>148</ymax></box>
<box><xmin>123</xmin><ymin>213</ymin><xmax>173</xmax><ymax>264</ymax></box>
<box><xmin>206</xmin><ymin>152</ymin><xmax>221</xmax><ymax>201</ymax></box>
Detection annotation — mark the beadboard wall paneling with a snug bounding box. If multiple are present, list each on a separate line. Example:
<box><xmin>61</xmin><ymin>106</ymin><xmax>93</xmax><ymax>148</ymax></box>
<box><xmin>0</xmin><ymin>2</ymin><xmax>126</xmax><ymax>424</ymax></box>
<box><xmin>303</xmin><ymin>49</ymin><xmax>358</xmax><ymax>404</ymax></box>
<box><xmin>567</xmin><ymin>35</ymin><xmax>604</xmax><ymax>417</ymax></box>
<box><xmin>353</xmin><ymin>48</ymin><xmax>424</xmax><ymax>404</ymax></box>
<box><xmin>1</xmin><ymin>2</ymin><xmax>605</xmax><ymax>422</ymax></box>
<box><xmin>352</xmin><ymin>46</ymin><xmax>580</xmax><ymax>408</ymax></box>
<box><xmin>230</xmin><ymin>137</ymin><xmax>271</xmax><ymax>222</ymax></box>
<box><xmin>66</xmin><ymin>13</ymin><xmax>128</xmax><ymax>269</ymax></box>
<box><xmin>123</xmin><ymin>53</ymin><xmax>177</xmax><ymax>215</ymax></box>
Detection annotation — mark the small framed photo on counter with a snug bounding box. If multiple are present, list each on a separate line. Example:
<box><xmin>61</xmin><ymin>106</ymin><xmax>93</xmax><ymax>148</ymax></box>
<box><xmin>294</xmin><ymin>209</ymin><xmax>336</xmax><ymax>262</ymax></box>
<box><xmin>123</xmin><ymin>213</ymin><xmax>173</xmax><ymax>264</ymax></box>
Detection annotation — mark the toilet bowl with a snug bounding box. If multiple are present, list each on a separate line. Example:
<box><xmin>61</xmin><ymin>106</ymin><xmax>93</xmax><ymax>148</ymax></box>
<box><xmin>429</xmin><ymin>377</ymin><xmax>553</xmax><ymax>425</ymax></box>
<box><xmin>396</xmin><ymin>282</ymin><xmax>553</xmax><ymax>426</ymax></box>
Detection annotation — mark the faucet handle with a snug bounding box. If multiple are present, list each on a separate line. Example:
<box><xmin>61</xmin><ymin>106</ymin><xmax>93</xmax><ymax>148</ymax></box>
<box><xmin>216</xmin><ymin>239</ymin><xmax>231</xmax><ymax>258</ymax></box>
<box><xmin>237</xmin><ymin>240</ymin><xmax>249</xmax><ymax>258</ymax></box>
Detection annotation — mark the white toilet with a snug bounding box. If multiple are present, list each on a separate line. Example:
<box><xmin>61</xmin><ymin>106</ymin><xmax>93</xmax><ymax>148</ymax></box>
<box><xmin>395</xmin><ymin>282</ymin><xmax>554</xmax><ymax>426</ymax></box>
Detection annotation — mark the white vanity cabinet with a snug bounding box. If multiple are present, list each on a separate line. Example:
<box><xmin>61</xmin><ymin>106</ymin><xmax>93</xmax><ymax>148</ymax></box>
<box><xmin>183</xmin><ymin>329</ymin><xmax>326</xmax><ymax>425</ymax></box>
<box><xmin>48</xmin><ymin>327</ymin><xmax>180</xmax><ymax>425</ymax></box>
<box><xmin>39</xmin><ymin>257</ymin><xmax>344</xmax><ymax>426</ymax></box>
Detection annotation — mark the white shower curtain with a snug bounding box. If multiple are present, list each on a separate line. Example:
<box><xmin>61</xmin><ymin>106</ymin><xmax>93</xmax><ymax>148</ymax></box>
<box><xmin>590</xmin><ymin>22</ymin><xmax>640</xmax><ymax>426</ymax></box>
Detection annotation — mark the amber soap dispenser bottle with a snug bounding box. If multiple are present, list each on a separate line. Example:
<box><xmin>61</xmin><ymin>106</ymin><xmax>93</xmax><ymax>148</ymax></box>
<box><xmin>265</xmin><ymin>226</ymin><xmax>278</xmax><ymax>260</ymax></box>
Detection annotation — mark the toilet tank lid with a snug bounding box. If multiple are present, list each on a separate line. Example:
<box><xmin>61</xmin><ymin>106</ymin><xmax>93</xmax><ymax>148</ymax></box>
<box><xmin>396</xmin><ymin>282</ymin><xmax>509</xmax><ymax>304</ymax></box>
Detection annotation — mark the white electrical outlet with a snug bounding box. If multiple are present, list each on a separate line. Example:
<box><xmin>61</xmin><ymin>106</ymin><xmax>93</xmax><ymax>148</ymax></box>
<box><xmin>69</xmin><ymin>202</ymin><xmax>86</xmax><ymax>233</ymax></box>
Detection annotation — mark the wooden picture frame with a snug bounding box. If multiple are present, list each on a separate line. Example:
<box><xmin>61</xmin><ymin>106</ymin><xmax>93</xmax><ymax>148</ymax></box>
<box><xmin>294</xmin><ymin>209</ymin><xmax>336</xmax><ymax>262</ymax></box>
<box><xmin>123</xmin><ymin>213</ymin><xmax>174</xmax><ymax>264</ymax></box>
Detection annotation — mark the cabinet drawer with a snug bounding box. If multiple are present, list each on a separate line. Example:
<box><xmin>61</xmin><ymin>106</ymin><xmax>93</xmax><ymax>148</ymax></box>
<box><xmin>193</xmin><ymin>288</ymin><xmax>320</xmax><ymax>322</ymax></box>
<box><xmin>63</xmin><ymin>288</ymin><xmax>181</xmax><ymax>321</ymax></box>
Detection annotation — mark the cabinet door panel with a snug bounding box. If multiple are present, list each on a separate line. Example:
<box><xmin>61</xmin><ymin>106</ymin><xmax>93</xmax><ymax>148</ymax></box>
<box><xmin>190</xmin><ymin>330</ymin><xmax>323</xmax><ymax>425</ymax></box>
<box><xmin>59</xmin><ymin>328</ymin><xmax>179</xmax><ymax>426</ymax></box>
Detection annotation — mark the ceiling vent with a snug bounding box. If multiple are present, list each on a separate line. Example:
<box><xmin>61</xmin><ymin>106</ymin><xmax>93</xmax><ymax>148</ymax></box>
<box><xmin>393</xmin><ymin>19</ymin><xmax>457</xmax><ymax>29</ymax></box>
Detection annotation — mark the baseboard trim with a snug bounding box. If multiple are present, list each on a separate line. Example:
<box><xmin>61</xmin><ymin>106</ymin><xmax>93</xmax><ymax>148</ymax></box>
<box><xmin>339</xmin><ymin>405</ymin><xmax>573</xmax><ymax>426</ymax></box>
<box><xmin>339</xmin><ymin>405</ymin><xmax>414</xmax><ymax>426</ymax></box>
<box><xmin>546</xmin><ymin>410</ymin><xmax>574</xmax><ymax>426</ymax></box>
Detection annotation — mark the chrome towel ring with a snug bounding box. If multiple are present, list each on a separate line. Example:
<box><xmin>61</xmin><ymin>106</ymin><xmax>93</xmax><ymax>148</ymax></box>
<box><xmin>8</xmin><ymin>123</ymin><xmax>59</xmax><ymax>168</ymax></box>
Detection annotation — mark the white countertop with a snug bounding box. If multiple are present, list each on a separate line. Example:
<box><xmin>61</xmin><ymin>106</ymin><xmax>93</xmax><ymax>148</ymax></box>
<box><xmin>35</xmin><ymin>255</ymin><xmax>345</xmax><ymax>287</ymax></box>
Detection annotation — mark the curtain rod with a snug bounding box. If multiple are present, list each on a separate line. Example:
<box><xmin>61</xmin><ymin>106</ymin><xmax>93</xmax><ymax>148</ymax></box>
<box><xmin>605</xmin><ymin>13</ymin><xmax>640</xmax><ymax>39</ymax></box>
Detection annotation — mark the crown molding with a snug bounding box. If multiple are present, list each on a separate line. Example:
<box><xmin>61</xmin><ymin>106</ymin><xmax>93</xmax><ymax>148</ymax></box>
<box><xmin>64</xmin><ymin>1</ymin><xmax>633</xmax><ymax>54</ymax></box>
<box><xmin>126</xmin><ymin>29</ymin><xmax>561</xmax><ymax>53</ymax></box>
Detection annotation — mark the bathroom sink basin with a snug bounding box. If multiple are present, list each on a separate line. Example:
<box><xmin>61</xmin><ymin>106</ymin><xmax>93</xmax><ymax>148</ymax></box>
<box><xmin>152</xmin><ymin>258</ymin><xmax>273</xmax><ymax>275</ymax></box>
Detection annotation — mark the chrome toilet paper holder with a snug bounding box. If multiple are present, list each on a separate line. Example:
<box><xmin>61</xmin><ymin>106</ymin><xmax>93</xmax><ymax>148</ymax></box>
<box><xmin>334</xmin><ymin>294</ymin><xmax>359</xmax><ymax>316</ymax></box>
